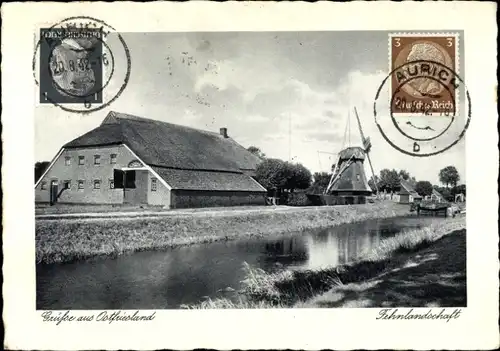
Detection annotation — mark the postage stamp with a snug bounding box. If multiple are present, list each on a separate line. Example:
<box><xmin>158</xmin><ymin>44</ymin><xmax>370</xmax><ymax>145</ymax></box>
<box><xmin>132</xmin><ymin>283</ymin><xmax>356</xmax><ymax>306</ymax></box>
<box><xmin>375</xmin><ymin>32</ymin><xmax>468</xmax><ymax>157</ymax></box>
<box><xmin>39</xmin><ymin>27</ymin><xmax>104</xmax><ymax>104</ymax></box>
<box><xmin>389</xmin><ymin>33</ymin><xmax>459</xmax><ymax>117</ymax></box>
<box><xmin>33</xmin><ymin>16</ymin><xmax>131</xmax><ymax>113</ymax></box>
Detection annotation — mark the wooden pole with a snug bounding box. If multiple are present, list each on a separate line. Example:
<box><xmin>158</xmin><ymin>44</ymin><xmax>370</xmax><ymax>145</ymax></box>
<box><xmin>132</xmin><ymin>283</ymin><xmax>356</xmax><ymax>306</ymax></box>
<box><xmin>354</xmin><ymin>107</ymin><xmax>379</xmax><ymax>197</ymax></box>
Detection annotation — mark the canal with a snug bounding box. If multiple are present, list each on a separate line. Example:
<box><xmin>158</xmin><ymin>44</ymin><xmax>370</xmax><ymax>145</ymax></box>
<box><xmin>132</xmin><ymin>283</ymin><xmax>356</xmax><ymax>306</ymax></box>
<box><xmin>36</xmin><ymin>216</ymin><xmax>443</xmax><ymax>309</ymax></box>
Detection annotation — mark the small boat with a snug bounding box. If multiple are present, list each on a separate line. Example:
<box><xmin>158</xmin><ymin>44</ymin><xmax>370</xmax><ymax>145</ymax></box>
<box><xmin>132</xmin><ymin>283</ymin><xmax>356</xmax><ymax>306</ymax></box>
<box><xmin>417</xmin><ymin>201</ymin><xmax>452</xmax><ymax>217</ymax></box>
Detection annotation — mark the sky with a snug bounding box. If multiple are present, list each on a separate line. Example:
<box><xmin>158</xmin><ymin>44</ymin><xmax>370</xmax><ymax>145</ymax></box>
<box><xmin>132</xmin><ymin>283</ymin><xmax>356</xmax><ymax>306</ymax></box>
<box><xmin>35</xmin><ymin>31</ymin><xmax>466</xmax><ymax>185</ymax></box>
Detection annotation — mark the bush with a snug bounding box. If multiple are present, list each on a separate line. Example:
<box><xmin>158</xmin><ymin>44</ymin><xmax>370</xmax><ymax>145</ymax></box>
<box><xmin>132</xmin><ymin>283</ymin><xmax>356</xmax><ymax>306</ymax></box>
<box><xmin>287</xmin><ymin>193</ymin><xmax>312</xmax><ymax>207</ymax></box>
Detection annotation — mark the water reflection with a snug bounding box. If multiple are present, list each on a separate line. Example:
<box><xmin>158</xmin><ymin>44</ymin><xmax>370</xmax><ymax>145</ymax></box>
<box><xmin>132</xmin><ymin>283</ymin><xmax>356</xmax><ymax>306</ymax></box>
<box><xmin>263</xmin><ymin>237</ymin><xmax>309</xmax><ymax>264</ymax></box>
<box><xmin>36</xmin><ymin>216</ymin><xmax>441</xmax><ymax>309</ymax></box>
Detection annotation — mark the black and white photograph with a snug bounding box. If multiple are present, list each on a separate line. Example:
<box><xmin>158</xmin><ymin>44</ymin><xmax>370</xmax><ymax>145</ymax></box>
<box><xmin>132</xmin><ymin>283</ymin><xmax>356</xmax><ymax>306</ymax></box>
<box><xmin>34</xmin><ymin>29</ymin><xmax>469</xmax><ymax>310</ymax></box>
<box><xmin>2</xmin><ymin>2</ymin><xmax>498</xmax><ymax>350</ymax></box>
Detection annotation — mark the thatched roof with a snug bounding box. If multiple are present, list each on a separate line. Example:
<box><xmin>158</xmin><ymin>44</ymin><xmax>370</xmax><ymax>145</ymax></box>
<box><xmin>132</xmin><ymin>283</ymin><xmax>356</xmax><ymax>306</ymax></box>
<box><xmin>431</xmin><ymin>188</ymin><xmax>445</xmax><ymax>200</ymax></box>
<box><xmin>399</xmin><ymin>179</ymin><xmax>422</xmax><ymax>198</ymax></box>
<box><xmin>153</xmin><ymin>167</ymin><xmax>266</xmax><ymax>192</ymax></box>
<box><xmin>65</xmin><ymin>111</ymin><xmax>261</xmax><ymax>172</ymax></box>
<box><xmin>338</xmin><ymin>147</ymin><xmax>365</xmax><ymax>161</ymax></box>
<box><xmin>64</xmin><ymin>111</ymin><xmax>266</xmax><ymax>193</ymax></box>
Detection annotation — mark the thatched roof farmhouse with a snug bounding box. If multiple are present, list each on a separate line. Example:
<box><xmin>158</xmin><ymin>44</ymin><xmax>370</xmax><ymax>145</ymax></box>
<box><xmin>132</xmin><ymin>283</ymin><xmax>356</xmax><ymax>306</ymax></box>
<box><xmin>35</xmin><ymin>111</ymin><xmax>266</xmax><ymax>208</ymax></box>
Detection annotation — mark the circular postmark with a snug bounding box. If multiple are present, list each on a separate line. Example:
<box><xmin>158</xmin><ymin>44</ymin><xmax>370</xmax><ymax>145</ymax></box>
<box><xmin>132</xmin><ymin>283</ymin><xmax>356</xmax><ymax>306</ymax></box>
<box><xmin>32</xmin><ymin>16</ymin><xmax>131</xmax><ymax>113</ymax></box>
<box><xmin>390</xmin><ymin>74</ymin><xmax>456</xmax><ymax>142</ymax></box>
<box><xmin>374</xmin><ymin>59</ymin><xmax>471</xmax><ymax>157</ymax></box>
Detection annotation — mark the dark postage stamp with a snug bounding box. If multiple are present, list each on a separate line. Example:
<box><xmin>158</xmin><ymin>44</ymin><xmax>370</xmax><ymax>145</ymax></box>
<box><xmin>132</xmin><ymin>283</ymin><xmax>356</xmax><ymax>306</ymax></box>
<box><xmin>39</xmin><ymin>26</ymin><xmax>105</xmax><ymax>104</ymax></box>
<box><xmin>389</xmin><ymin>33</ymin><xmax>459</xmax><ymax>117</ymax></box>
<box><xmin>33</xmin><ymin>16</ymin><xmax>131</xmax><ymax>113</ymax></box>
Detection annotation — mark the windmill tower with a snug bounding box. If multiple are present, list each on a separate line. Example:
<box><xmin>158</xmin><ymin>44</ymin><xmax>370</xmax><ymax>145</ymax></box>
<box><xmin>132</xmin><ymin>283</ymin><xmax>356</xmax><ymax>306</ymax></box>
<box><xmin>323</xmin><ymin>107</ymin><xmax>376</xmax><ymax>205</ymax></box>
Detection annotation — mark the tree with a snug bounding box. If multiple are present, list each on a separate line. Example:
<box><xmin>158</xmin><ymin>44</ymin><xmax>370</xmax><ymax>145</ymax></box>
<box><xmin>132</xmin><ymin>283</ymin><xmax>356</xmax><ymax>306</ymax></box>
<box><xmin>247</xmin><ymin>146</ymin><xmax>266</xmax><ymax>159</ymax></box>
<box><xmin>415</xmin><ymin>180</ymin><xmax>433</xmax><ymax>197</ymax></box>
<box><xmin>35</xmin><ymin>161</ymin><xmax>50</xmax><ymax>183</ymax></box>
<box><xmin>286</xmin><ymin>162</ymin><xmax>312</xmax><ymax>192</ymax></box>
<box><xmin>368</xmin><ymin>175</ymin><xmax>379</xmax><ymax>192</ymax></box>
<box><xmin>307</xmin><ymin>172</ymin><xmax>331</xmax><ymax>194</ymax></box>
<box><xmin>254</xmin><ymin>158</ymin><xmax>288</xmax><ymax>192</ymax></box>
<box><xmin>378</xmin><ymin>168</ymin><xmax>400</xmax><ymax>197</ymax></box>
<box><xmin>439</xmin><ymin>166</ymin><xmax>460</xmax><ymax>188</ymax></box>
<box><xmin>398</xmin><ymin>169</ymin><xmax>410</xmax><ymax>180</ymax></box>
<box><xmin>255</xmin><ymin>159</ymin><xmax>312</xmax><ymax>196</ymax></box>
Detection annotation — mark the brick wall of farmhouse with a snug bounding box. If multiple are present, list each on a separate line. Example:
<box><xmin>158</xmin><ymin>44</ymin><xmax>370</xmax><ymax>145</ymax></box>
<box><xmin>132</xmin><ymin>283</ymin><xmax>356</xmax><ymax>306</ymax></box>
<box><xmin>170</xmin><ymin>190</ymin><xmax>266</xmax><ymax>209</ymax></box>
<box><xmin>35</xmin><ymin>145</ymin><xmax>170</xmax><ymax>206</ymax></box>
<box><xmin>147</xmin><ymin>172</ymin><xmax>170</xmax><ymax>206</ymax></box>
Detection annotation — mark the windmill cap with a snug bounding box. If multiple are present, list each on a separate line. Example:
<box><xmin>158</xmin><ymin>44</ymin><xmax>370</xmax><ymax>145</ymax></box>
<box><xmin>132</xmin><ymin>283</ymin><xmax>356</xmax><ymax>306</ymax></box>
<box><xmin>339</xmin><ymin>146</ymin><xmax>365</xmax><ymax>160</ymax></box>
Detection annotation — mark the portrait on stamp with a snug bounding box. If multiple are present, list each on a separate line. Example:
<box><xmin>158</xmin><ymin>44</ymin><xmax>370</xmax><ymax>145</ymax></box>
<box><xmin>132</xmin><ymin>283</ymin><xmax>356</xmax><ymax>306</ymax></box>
<box><xmin>390</xmin><ymin>34</ymin><xmax>459</xmax><ymax>117</ymax></box>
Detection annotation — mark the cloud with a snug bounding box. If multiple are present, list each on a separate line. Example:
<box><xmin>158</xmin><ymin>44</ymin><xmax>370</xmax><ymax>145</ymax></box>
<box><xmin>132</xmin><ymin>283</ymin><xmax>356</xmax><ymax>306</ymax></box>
<box><xmin>305</xmin><ymin>131</ymin><xmax>343</xmax><ymax>143</ymax></box>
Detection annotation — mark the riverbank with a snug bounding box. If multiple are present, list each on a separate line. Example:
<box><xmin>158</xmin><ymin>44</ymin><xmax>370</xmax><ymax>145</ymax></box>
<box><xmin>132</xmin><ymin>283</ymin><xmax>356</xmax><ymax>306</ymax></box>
<box><xmin>36</xmin><ymin>202</ymin><xmax>409</xmax><ymax>264</ymax></box>
<box><xmin>185</xmin><ymin>216</ymin><xmax>466</xmax><ymax>308</ymax></box>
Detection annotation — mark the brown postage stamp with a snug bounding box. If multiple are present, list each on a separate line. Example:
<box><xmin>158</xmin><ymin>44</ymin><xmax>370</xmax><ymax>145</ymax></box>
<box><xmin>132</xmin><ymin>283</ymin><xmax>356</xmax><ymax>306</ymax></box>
<box><xmin>389</xmin><ymin>33</ymin><xmax>459</xmax><ymax>117</ymax></box>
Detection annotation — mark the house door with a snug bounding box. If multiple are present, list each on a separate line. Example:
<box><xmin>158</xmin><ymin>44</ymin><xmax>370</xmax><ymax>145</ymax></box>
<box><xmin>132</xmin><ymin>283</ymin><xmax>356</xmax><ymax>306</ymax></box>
<box><xmin>50</xmin><ymin>180</ymin><xmax>58</xmax><ymax>205</ymax></box>
<box><xmin>123</xmin><ymin>170</ymin><xmax>135</xmax><ymax>204</ymax></box>
<box><xmin>123</xmin><ymin>170</ymin><xmax>148</xmax><ymax>205</ymax></box>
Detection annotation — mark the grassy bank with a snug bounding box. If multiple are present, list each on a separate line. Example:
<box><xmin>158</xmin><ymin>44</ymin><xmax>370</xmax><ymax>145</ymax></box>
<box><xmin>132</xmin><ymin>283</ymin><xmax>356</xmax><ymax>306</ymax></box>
<box><xmin>185</xmin><ymin>216</ymin><xmax>466</xmax><ymax>309</ymax></box>
<box><xmin>36</xmin><ymin>202</ymin><xmax>408</xmax><ymax>264</ymax></box>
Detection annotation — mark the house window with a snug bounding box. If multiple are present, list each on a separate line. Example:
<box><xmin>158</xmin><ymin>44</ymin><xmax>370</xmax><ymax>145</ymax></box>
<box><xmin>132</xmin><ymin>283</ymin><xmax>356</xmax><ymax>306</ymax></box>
<box><xmin>93</xmin><ymin>180</ymin><xmax>101</xmax><ymax>189</ymax></box>
<box><xmin>78</xmin><ymin>156</ymin><xmax>85</xmax><ymax>165</ymax></box>
<box><xmin>94</xmin><ymin>155</ymin><xmax>101</xmax><ymax>165</ymax></box>
<box><xmin>151</xmin><ymin>178</ymin><xmax>157</xmax><ymax>192</ymax></box>
<box><xmin>109</xmin><ymin>179</ymin><xmax>115</xmax><ymax>189</ymax></box>
<box><xmin>356</xmin><ymin>174</ymin><xmax>360</xmax><ymax>181</ymax></box>
<box><xmin>110</xmin><ymin>154</ymin><xmax>117</xmax><ymax>164</ymax></box>
<box><xmin>41</xmin><ymin>181</ymin><xmax>47</xmax><ymax>190</ymax></box>
<box><xmin>65</xmin><ymin>156</ymin><xmax>71</xmax><ymax>166</ymax></box>
<box><xmin>63</xmin><ymin>180</ymin><xmax>71</xmax><ymax>189</ymax></box>
<box><xmin>78</xmin><ymin>180</ymin><xmax>84</xmax><ymax>190</ymax></box>
<box><xmin>128</xmin><ymin>160</ymin><xmax>142</xmax><ymax>168</ymax></box>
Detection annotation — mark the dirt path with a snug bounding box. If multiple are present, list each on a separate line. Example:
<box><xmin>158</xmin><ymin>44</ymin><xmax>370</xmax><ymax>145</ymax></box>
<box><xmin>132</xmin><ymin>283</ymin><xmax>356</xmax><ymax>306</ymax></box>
<box><xmin>301</xmin><ymin>229</ymin><xmax>466</xmax><ymax>308</ymax></box>
<box><xmin>36</xmin><ymin>205</ymin><xmax>303</xmax><ymax>220</ymax></box>
<box><xmin>36</xmin><ymin>202</ymin><xmax>407</xmax><ymax>221</ymax></box>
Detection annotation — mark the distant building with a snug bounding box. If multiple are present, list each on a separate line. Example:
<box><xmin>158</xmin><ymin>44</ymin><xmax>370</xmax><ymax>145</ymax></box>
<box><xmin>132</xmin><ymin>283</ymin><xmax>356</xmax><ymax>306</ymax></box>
<box><xmin>429</xmin><ymin>188</ymin><xmax>447</xmax><ymax>202</ymax></box>
<box><xmin>35</xmin><ymin>111</ymin><xmax>267</xmax><ymax>208</ymax></box>
<box><xmin>396</xmin><ymin>179</ymin><xmax>422</xmax><ymax>204</ymax></box>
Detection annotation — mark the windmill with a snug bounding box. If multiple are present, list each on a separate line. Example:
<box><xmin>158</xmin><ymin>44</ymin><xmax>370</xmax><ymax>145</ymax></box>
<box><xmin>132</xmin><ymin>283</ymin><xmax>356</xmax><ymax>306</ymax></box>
<box><xmin>321</xmin><ymin>107</ymin><xmax>377</xmax><ymax>203</ymax></box>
